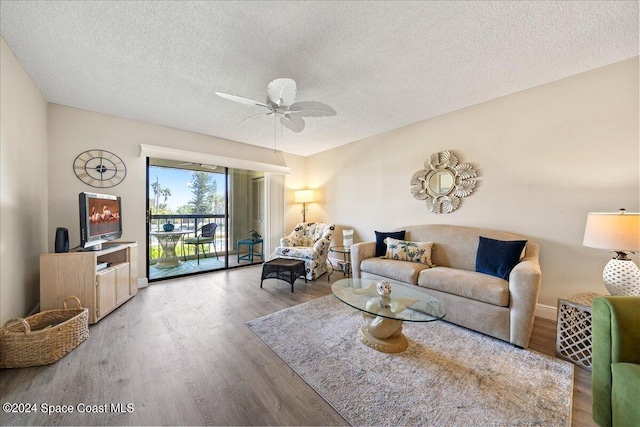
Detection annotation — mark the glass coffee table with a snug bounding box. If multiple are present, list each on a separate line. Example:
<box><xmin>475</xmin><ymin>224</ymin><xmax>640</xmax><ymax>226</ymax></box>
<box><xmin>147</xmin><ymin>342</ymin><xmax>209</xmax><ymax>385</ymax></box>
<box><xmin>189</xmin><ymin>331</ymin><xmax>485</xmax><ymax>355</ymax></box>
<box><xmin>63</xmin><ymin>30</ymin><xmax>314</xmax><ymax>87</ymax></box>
<box><xmin>332</xmin><ymin>278</ymin><xmax>446</xmax><ymax>353</ymax></box>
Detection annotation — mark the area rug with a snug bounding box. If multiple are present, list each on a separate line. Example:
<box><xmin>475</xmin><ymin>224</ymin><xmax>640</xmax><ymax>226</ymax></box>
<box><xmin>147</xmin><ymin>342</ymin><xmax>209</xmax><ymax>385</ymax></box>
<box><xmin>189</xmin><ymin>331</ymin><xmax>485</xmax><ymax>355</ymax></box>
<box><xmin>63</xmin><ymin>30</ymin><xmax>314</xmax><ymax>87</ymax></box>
<box><xmin>246</xmin><ymin>295</ymin><xmax>573</xmax><ymax>426</ymax></box>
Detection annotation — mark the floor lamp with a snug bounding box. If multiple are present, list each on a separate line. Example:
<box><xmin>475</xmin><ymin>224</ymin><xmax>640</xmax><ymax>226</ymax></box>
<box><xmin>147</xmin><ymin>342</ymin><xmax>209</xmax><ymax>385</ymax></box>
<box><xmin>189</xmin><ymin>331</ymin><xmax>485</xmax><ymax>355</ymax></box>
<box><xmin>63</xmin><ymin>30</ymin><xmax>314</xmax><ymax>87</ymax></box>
<box><xmin>294</xmin><ymin>189</ymin><xmax>314</xmax><ymax>223</ymax></box>
<box><xmin>583</xmin><ymin>208</ymin><xmax>640</xmax><ymax>296</ymax></box>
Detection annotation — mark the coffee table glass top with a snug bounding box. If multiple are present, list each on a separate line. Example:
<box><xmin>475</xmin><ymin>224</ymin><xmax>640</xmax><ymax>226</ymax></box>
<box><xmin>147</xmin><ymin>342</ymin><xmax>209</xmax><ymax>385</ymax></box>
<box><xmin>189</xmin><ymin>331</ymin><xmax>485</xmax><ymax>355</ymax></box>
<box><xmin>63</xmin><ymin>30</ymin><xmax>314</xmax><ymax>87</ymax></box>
<box><xmin>332</xmin><ymin>278</ymin><xmax>446</xmax><ymax>322</ymax></box>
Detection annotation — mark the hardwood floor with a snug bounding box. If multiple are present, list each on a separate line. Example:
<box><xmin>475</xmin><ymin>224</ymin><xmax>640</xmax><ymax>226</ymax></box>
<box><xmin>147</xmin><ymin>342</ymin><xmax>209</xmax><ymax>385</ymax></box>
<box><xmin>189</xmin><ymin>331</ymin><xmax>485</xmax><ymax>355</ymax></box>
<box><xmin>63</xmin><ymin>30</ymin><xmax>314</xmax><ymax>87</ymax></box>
<box><xmin>0</xmin><ymin>266</ymin><xmax>595</xmax><ymax>426</ymax></box>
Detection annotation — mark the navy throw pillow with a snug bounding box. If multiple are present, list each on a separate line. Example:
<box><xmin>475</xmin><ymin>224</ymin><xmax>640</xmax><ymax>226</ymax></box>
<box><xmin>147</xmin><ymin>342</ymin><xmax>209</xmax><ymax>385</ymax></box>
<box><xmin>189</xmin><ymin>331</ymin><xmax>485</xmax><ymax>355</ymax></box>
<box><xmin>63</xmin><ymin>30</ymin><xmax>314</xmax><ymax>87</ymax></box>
<box><xmin>375</xmin><ymin>230</ymin><xmax>406</xmax><ymax>257</ymax></box>
<box><xmin>476</xmin><ymin>236</ymin><xmax>527</xmax><ymax>280</ymax></box>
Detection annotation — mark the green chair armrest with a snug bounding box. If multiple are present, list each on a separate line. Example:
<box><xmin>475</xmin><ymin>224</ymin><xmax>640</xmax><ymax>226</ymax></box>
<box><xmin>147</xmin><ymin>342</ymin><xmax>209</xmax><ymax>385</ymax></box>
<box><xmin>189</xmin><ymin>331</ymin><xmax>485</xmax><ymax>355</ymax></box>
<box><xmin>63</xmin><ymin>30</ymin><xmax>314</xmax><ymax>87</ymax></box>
<box><xmin>592</xmin><ymin>296</ymin><xmax>640</xmax><ymax>427</ymax></box>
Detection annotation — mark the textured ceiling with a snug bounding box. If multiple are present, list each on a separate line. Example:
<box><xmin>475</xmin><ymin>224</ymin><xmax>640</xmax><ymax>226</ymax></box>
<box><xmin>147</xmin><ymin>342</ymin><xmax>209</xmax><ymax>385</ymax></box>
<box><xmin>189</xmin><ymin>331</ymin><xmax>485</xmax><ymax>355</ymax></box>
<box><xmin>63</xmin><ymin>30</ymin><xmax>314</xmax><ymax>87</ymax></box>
<box><xmin>1</xmin><ymin>1</ymin><xmax>638</xmax><ymax>156</ymax></box>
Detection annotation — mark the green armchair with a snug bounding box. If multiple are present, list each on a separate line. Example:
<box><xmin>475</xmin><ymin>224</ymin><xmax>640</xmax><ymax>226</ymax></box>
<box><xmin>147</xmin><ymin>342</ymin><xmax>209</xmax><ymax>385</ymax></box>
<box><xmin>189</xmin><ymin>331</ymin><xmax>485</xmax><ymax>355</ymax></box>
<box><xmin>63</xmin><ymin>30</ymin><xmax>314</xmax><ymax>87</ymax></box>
<box><xmin>592</xmin><ymin>296</ymin><xmax>640</xmax><ymax>427</ymax></box>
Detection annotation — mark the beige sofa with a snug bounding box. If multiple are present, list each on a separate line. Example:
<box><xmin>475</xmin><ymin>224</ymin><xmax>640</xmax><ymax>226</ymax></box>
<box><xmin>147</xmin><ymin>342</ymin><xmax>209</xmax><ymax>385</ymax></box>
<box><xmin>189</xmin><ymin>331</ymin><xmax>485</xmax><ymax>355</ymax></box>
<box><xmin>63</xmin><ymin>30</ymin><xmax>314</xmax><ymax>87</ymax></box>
<box><xmin>352</xmin><ymin>224</ymin><xmax>541</xmax><ymax>348</ymax></box>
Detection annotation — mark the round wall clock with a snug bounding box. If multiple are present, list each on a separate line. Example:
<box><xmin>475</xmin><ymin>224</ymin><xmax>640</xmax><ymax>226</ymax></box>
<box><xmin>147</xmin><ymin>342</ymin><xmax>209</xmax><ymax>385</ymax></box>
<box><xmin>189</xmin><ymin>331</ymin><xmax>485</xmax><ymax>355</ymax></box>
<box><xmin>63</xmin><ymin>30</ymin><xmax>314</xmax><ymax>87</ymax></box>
<box><xmin>73</xmin><ymin>149</ymin><xmax>127</xmax><ymax>188</ymax></box>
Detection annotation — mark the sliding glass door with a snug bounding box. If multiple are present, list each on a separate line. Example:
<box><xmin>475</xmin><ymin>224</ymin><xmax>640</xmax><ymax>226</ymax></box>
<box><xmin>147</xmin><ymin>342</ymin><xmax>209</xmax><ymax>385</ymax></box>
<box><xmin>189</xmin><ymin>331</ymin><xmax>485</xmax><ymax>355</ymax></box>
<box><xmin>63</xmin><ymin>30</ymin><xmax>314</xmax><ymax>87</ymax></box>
<box><xmin>146</xmin><ymin>158</ymin><xmax>265</xmax><ymax>282</ymax></box>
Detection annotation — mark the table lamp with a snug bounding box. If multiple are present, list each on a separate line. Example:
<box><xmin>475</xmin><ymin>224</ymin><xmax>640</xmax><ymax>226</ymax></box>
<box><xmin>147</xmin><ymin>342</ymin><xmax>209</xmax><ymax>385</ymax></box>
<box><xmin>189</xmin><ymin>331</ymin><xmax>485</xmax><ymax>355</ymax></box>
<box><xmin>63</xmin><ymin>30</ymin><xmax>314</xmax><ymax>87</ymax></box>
<box><xmin>583</xmin><ymin>208</ymin><xmax>640</xmax><ymax>296</ymax></box>
<box><xmin>294</xmin><ymin>189</ymin><xmax>314</xmax><ymax>222</ymax></box>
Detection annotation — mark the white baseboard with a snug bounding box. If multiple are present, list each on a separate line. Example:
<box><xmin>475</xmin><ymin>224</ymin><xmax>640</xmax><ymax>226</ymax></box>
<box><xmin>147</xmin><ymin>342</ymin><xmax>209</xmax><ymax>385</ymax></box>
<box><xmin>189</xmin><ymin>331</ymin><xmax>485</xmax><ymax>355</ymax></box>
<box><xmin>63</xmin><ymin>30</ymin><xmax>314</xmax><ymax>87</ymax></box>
<box><xmin>535</xmin><ymin>303</ymin><xmax>557</xmax><ymax>321</ymax></box>
<box><xmin>138</xmin><ymin>277</ymin><xmax>149</xmax><ymax>289</ymax></box>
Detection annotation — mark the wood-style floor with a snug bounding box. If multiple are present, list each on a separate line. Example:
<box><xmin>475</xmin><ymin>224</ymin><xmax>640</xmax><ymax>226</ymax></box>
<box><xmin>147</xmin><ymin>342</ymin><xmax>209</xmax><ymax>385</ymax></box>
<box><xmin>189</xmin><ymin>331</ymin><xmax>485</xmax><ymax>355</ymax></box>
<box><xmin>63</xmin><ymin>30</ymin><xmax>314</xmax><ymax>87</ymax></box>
<box><xmin>0</xmin><ymin>266</ymin><xmax>595</xmax><ymax>426</ymax></box>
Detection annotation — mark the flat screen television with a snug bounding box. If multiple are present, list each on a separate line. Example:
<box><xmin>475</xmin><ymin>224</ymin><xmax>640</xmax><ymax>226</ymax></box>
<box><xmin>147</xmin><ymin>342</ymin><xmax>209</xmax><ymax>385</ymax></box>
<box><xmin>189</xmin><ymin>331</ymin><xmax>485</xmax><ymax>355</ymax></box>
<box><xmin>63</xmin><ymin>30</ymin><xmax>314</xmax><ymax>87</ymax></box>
<box><xmin>79</xmin><ymin>192</ymin><xmax>122</xmax><ymax>250</ymax></box>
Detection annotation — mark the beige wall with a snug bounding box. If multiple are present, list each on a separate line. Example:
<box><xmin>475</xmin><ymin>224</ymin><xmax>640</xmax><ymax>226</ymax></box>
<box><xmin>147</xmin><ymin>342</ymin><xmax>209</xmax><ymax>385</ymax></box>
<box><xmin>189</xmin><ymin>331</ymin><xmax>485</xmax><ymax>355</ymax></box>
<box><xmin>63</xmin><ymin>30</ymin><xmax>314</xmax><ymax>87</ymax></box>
<box><xmin>282</xmin><ymin>153</ymin><xmax>308</xmax><ymax>226</ymax></box>
<box><xmin>47</xmin><ymin>105</ymin><xmax>289</xmax><ymax>281</ymax></box>
<box><xmin>1</xmin><ymin>38</ymin><xmax>49</xmax><ymax>325</ymax></box>
<box><xmin>302</xmin><ymin>58</ymin><xmax>639</xmax><ymax>309</ymax></box>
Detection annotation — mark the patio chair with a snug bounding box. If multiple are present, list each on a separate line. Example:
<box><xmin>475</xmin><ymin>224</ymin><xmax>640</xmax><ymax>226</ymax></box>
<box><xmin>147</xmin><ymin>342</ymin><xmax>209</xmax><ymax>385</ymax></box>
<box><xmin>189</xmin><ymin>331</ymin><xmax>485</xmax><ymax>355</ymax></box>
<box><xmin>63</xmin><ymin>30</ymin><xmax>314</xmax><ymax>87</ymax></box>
<box><xmin>183</xmin><ymin>223</ymin><xmax>219</xmax><ymax>264</ymax></box>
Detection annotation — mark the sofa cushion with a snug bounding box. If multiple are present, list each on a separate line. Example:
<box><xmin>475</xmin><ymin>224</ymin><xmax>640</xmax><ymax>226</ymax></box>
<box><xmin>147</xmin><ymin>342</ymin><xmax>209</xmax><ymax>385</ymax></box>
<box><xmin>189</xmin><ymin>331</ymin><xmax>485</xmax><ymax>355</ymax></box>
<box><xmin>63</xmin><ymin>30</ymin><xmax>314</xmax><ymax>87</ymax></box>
<box><xmin>383</xmin><ymin>237</ymin><xmax>435</xmax><ymax>266</ymax></box>
<box><xmin>476</xmin><ymin>236</ymin><xmax>528</xmax><ymax>280</ymax></box>
<box><xmin>611</xmin><ymin>362</ymin><xmax>640</xmax><ymax>427</ymax></box>
<box><xmin>361</xmin><ymin>258</ymin><xmax>429</xmax><ymax>285</ymax></box>
<box><xmin>375</xmin><ymin>230</ymin><xmax>406</xmax><ymax>257</ymax></box>
<box><xmin>273</xmin><ymin>246</ymin><xmax>317</xmax><ymax>260</ymax></box>
<box><xmin>418</xmin><ymin>266</ymin><xmax>510</xmax><ymax>307</ymax></box>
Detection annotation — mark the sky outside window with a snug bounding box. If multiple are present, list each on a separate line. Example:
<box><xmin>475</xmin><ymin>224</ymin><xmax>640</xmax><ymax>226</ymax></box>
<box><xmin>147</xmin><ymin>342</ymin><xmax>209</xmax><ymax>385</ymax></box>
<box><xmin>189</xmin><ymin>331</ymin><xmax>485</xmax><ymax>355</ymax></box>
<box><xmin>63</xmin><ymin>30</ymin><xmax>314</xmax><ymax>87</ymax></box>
<box><xmin>149</xmin><ymin>166</ymin><xmax>225</xmax><ymax>212</ymax></box>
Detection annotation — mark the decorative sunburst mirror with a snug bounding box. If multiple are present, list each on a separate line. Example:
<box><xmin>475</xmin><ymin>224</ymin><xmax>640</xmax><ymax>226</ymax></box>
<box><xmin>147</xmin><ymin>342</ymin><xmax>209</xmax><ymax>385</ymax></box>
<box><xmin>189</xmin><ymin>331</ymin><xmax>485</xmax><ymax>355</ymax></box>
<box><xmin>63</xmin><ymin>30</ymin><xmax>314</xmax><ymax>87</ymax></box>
<box><xmin>410</xmin><ymin>150</ymin><xmax>478</xmax><ymax>214</ymax></box>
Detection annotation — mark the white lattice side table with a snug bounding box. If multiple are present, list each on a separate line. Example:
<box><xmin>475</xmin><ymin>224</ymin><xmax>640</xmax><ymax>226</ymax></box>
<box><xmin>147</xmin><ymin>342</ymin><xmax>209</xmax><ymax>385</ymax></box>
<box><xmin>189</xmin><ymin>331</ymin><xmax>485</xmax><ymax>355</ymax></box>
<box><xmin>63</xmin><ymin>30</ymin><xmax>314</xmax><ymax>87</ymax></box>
<box><xmin>556</xmin><ymin>292</ymin><xmax>601</xmax><ymax>370</ymax></box>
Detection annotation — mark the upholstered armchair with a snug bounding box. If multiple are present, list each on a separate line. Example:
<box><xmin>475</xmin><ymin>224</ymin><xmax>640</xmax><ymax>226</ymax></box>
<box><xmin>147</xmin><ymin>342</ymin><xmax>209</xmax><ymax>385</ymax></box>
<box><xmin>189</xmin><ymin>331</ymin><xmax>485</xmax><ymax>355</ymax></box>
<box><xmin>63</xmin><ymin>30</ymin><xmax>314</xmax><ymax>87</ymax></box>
<box><xmin>592</xmin><ymin>296</ymin><xmax>640</xmax><ymax>427</ymax></box>
<box><xmin>271</xmin><ymin>222</ymin><xmax>335</xmax><ymax>280</ymax></box>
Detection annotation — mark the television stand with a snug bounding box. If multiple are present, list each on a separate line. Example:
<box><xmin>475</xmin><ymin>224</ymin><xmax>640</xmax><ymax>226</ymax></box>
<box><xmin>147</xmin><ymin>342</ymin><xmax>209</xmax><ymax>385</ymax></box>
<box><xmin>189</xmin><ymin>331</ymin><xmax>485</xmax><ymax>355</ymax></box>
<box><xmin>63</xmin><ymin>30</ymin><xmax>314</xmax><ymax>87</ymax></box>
<box><xmin>80</xmin><ymin>244</ymin><xmax>103</xmax><ymax>251</ymax></box>
<box><xmin>40</xmin><ymin>242</ymin><xmax>138</xmax><ymax>324</ymax></box>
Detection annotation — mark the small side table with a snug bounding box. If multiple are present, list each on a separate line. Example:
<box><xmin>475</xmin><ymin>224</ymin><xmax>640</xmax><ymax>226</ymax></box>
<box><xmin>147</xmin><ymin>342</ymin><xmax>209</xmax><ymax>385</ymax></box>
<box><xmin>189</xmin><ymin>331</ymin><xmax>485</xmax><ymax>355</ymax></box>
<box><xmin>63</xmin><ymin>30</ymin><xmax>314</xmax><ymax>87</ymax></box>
<box><xmin>556</xmin><ymin>292</ymin><xmax>601</xmax><ymax>370</ymax></box>
<box><xmin>330</xmin><ymin>246</ymin><xmax>352</xmax><ymax>279</ymax></box>
<box><xmin>151</xmin><ymin>230</ymin><xmax>192</xmax><ymax>268</ymax></box>
<box><xmin>260</xmin><ymin>258</ymin><xmax>307</xmax><ymax>292</ymax></box>
<box><xmin>237</xmin><ymin>239</ymin><xmax>264</xmax><ymax>263</ymax></box>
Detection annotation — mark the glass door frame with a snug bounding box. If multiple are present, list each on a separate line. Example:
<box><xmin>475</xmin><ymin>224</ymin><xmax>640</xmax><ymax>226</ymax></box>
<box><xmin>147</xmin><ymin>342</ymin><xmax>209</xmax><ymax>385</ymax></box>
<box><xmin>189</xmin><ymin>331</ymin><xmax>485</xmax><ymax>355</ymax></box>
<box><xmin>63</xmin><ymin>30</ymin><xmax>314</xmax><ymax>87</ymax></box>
<box><xmin>145</xmin><ymin>159</ymin><xmax>265</xmax><ymax>282</ymax></box>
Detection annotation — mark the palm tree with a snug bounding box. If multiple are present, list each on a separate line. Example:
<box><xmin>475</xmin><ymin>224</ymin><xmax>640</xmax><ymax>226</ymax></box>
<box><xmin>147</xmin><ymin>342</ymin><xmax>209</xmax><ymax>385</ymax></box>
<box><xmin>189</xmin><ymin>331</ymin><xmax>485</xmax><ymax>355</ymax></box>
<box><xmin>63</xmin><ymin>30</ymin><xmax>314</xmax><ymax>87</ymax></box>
<box><xmin>160</xmin><ymin>188</ymin><xmax>172</xmax><ymax>210</ymax></box>
<box><xmin>151</xmin><ymin>176</ymin><xmax>161</xmax><ymax>213</ymax></box>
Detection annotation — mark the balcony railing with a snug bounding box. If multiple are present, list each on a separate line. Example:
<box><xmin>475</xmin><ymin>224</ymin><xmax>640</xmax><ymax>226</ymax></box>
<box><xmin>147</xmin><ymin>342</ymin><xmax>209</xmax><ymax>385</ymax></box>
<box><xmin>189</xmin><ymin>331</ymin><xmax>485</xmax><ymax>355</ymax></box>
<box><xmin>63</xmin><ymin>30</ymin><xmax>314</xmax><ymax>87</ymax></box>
<box><xmin>149</xmin><ymin>214</ymin><xmax>226</xmax><ymax>261</ymax></box>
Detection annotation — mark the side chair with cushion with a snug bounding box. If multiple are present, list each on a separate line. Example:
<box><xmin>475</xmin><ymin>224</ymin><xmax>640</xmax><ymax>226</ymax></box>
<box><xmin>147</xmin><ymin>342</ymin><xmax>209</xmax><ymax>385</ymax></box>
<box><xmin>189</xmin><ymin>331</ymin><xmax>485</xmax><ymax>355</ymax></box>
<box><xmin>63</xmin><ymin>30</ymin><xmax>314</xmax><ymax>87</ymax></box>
<box><xmin>183</xmin><ymin>222</ymin><xmax>219</xmax><ymax>264</ymax></box>
<box><xmin>592</xmin><ymin>295</ymin><xmax>640</xmax><ymax>427</ymax></box>
<box><xmin>271</xmin><ymin>222</ymin><xmax>335</xmax><ymax>280</ymax></box>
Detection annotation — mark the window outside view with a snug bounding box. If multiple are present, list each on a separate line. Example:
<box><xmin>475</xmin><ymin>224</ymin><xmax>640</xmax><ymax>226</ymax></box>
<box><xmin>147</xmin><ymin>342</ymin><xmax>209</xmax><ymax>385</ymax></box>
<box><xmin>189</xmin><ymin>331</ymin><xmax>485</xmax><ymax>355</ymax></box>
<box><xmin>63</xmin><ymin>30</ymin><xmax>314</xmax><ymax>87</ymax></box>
<box><xmin>149</xmin><ymin>167</ymin><xmax>225</xmax><ymax>218</ymax></box>
<box><xmin>147</xmin><ymin>162</ymin><xmax>265</xmax><ymax>281</ymax></box>
<box><xmin>148</xmin><ymin>165</ymin><xmax>227</xmax><ymax>279</ymax></box>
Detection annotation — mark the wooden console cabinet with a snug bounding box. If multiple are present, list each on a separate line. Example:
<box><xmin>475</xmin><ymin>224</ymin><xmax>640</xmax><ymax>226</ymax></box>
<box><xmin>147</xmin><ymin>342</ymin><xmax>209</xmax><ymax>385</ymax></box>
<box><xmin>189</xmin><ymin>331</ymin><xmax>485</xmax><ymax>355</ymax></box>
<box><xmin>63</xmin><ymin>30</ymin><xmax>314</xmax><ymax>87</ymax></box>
<box><xmin>40</xmin><ymin>242</ymin><xmax>138</xmax><ymax>324</ymax></box>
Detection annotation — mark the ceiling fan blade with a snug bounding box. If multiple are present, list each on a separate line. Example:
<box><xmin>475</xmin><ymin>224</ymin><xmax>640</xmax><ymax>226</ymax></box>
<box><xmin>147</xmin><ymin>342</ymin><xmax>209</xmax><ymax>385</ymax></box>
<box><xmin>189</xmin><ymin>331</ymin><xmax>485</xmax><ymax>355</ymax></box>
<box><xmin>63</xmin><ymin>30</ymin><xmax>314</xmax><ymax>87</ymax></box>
<box><xmin>288</xmin><ymin>101</ymin><xmax>337</xmax><ymax>117</ymax></box>
<box><xmin>214</xmin><ymin>92</ymin><xmax>269</xmax><ymax>109</ymax></box>
<box><xmin>177</xmin><ymin>162</ymin><xmax>217</xmax><ymax>170</ymax></box>
<box><xmin>240</xmin><ymin>111</ymin><xmax>272</xmax><ymax>124</ymax></box>
<box><xmin>267</xmin><ymin>78</ymin><xmax>297</xmax><ymax>107</ymax></box>
<box><xmin>280</xmin><ymin>114</ymin><xmax>305</xmax><ymax>133</ymax></box>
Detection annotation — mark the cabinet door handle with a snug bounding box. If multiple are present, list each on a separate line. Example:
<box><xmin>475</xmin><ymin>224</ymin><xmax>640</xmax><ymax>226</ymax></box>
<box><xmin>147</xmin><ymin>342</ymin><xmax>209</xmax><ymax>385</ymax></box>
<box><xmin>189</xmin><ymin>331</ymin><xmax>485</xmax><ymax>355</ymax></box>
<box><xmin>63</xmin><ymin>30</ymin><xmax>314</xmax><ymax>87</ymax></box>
<box><xmin>95</xmin><ymin>276</ymin><xmax>100</xmax><ymax>317</ymax></box>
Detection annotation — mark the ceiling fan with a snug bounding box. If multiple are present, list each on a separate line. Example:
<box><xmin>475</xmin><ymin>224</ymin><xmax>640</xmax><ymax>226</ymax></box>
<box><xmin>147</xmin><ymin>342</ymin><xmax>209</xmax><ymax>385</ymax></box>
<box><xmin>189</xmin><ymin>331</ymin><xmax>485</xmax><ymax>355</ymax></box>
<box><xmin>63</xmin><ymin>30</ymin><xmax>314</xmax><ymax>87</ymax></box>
<box><xmin>177</xmin><ymin>162</ymin><xmax>218</xmax><ymax>170</ymax></box>
<box><xmin>215</xmin><ymin>78</ymin><xmax>336</xmax><ymax>133</ymax></box>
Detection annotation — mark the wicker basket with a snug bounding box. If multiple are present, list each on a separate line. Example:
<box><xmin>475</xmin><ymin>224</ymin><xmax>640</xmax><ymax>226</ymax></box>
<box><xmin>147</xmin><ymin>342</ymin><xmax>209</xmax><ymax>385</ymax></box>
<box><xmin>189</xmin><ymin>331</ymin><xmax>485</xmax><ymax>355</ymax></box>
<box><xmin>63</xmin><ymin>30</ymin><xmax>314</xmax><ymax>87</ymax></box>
<box><xmin>0</xmin><ymin>296</ymin><xmax>89</xmax><ymax>369</ymax></box>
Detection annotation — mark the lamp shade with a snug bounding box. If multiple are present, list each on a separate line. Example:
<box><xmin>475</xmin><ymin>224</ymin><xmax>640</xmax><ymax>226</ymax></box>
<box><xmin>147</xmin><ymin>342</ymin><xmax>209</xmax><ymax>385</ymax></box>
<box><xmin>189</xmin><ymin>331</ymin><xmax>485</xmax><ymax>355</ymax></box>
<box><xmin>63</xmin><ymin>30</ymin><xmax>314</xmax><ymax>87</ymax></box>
<box><xmin>294</xmin><ymin>189</ymin><xmax>314</xmax><ymax>204</ymax></box>
<box><xmin>583</xmin><ymin>211</ymin><xmax>640</xmax><ymax>252</ymax></box>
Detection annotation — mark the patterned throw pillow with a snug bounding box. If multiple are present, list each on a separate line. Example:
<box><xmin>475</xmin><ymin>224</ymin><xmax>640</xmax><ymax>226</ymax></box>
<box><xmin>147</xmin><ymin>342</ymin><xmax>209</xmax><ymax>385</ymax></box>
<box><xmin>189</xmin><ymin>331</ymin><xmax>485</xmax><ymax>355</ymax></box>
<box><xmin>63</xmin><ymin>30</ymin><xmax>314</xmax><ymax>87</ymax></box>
<box><xmin>383</xmin><ymin>237</ymin><xmax>435</xmax><ymax>267</ymax></box>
